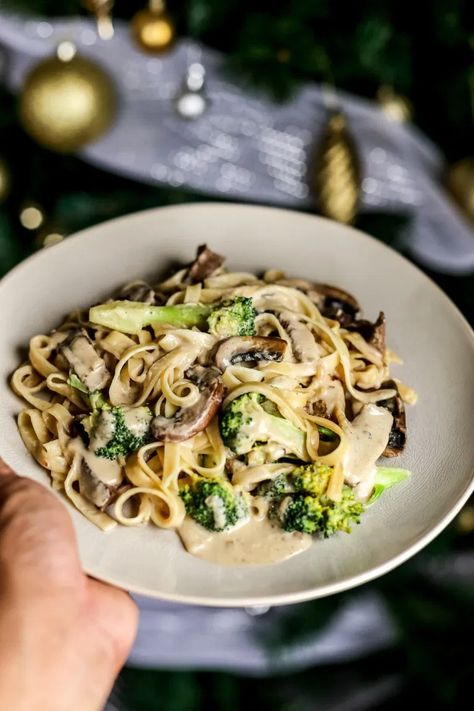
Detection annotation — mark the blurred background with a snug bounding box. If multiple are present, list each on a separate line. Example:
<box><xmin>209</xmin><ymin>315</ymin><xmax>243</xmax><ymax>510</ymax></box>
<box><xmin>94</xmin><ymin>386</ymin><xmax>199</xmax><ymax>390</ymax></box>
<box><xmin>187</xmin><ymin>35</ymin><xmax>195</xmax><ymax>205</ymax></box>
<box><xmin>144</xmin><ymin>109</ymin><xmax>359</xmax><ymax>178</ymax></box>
<box><xmin>0</xmin><ymin>1</ymin><xmax>473</xmax><ymax>709</ymax></box>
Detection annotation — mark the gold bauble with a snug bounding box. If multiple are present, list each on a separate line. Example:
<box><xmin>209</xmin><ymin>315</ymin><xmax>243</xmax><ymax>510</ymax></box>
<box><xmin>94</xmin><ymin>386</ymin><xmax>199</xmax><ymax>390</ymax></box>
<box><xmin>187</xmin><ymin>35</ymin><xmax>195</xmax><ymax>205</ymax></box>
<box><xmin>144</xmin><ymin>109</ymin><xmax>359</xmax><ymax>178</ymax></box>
<box><xmin>445</xmin><ymin>157</ymin><xmax>474</xmax><ymax>226</ymax></box>
<box><xmin>0</xmin><ymin>158</ymin><xmax>11</xmax><ymax>202</ymax></box>
<box><xmin>20</xmin><ymin>204</ymin><xmax>44</xmax><ymax>230</ymax></box>
<box><xmin>82</xmin><ymin>0</ymin><xmax>115</xmax><ymax>40</ymax></box>
<box><xmin>314</xmin><ymin>112</ymin><xmax>360</xmax><ymax>224</ymax></box>
<box><xmin>457</xmin><ymin>505</ymin><xmax>474</xmax><ymax>534</ymax></box>
<box><xmin>132</xmin><ymin>0</ymin><xmax>175</xmax><ymax>54</ymax></box>
<box><xmin>377</xmin><ymin>85</ymin><xmax>413</xmax><ymax>123</ymax></box>
<box><xmin>37</xmin><ymin>226</ymin><xmax>65</xmax><ymax>250</ymax></box>
<box><xmin>19</xmin><ymin>47</ymin><xmax>116</xmax><ymax>153</ymax></box>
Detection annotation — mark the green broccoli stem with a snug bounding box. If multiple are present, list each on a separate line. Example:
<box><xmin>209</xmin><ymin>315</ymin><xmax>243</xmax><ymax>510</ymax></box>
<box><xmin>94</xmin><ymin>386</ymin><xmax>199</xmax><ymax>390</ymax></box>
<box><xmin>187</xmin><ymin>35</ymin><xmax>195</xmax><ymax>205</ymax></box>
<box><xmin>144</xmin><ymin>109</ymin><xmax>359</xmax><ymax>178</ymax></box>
<box><xmin>67</xmin><ymin>373</ymin><xmax>107</xmax><ymax>412</ymax></box>
<box><xmin>368</xmin><ymin>467</ymin><xmax>411</xmax><ymax>504</ymax></box>
<box><xmin>261</xmin><ymin>413</ymin><xmax>307</xmax><ymax>461</ymax></box>
<box><xmin>317</xmin><ymin>425</ymin><xmax>338</xmax><ymax>441</ymax></box>
<box><xmin>89</xmin><ymin>300</ymin><xmax>212</xmax><ymax>335</ymax></box>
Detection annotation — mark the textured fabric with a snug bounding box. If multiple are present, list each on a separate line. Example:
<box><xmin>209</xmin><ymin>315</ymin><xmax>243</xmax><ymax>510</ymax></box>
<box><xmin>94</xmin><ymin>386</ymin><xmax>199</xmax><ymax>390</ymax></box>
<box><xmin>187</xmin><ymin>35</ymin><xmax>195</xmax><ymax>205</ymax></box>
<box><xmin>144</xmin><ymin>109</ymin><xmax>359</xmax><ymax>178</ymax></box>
<box><xmin>0</xmin><ymin>15</ymin><xmax>473</xmax><ymax>274</ymax></box>
<box><xmin>127</xmin><ymin>591</ymin><xmax>396</xmax><ymax>673</ymax></box>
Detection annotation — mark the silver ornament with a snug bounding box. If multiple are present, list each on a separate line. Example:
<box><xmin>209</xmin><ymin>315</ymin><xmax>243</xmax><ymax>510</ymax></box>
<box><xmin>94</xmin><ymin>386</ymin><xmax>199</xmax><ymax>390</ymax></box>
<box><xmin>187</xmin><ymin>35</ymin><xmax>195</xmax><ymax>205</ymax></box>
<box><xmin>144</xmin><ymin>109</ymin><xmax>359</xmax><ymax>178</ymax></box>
<box><xmin>174</xmin><ymin>62</ymin><xmax>209</xmax><ymax>120</ymax></box>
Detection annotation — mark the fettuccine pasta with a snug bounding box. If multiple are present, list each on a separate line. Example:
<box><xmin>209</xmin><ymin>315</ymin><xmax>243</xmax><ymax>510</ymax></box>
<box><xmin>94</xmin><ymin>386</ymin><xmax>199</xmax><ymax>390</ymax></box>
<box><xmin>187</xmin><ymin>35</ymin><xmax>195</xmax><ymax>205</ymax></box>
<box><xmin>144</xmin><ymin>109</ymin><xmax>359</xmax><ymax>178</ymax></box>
<box><xmin>11</xmin><ymin>245</ymin><xmax>416</xmax><ymax>564</ymax></box>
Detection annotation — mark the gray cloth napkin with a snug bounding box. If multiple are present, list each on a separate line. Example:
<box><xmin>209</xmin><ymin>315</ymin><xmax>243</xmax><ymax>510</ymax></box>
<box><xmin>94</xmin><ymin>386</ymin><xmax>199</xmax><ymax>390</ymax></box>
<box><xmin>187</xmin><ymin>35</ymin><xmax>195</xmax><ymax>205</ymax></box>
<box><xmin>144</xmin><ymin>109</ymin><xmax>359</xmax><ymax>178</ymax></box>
<box><xmin>0</xmin><ymin>14</ymin><xmax>473</xmax><ymax>274</ymax></box>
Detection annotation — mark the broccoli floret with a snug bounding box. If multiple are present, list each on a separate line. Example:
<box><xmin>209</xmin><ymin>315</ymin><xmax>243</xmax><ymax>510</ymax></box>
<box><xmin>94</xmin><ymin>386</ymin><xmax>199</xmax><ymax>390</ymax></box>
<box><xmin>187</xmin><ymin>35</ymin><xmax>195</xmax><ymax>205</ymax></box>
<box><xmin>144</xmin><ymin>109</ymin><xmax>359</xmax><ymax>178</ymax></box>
<box><xmin>272</xmin><ymin>490</ymin><xmax>363</xmax><ymax>537</ymax></box>
<box><xmin>220</xmin><ymin>392</ymin><xmax>307</xmax><ymax>459</ymax></box>
<box><xmin>277</xmin><ymin>495</ymin><xmax>325</xmax><ymax>534</ymax></box>
<box><xmin>256</xmin><ymin>470</ymin><xmax>295</xmax><ymax>497</ymax></box>
<box><xmin>89</xmin><ymin>297</ymin><xmax>256</xmax><ymax>337</ymax></box>
<box><xmin>91</xmin><ymin>405</ymin><xmax>153</xmax><ymax>460</ymax></box>
<box><xmin>180</xmin><ymin>478</ymin><xmax>248</xmax><ymax>532</ymax></box>
<box><xmin>320</xmin><ymin>487</ymin><xmax>364</xmax><ymax>536</ymax></box>
<box><xmin>68</xmin><ymin>373</ymin><xmax>152</xmax><ymax>458</ymax></box>
<box><xmin>263</xmin><ymin>462</ymin><xmax>364</xmax><ymax>537</ymax></box>
<box><xmin>291</xmin><ymin>462</ymin><xmax>333</xmax><ymax>496</ymax></box>
<box><xmin>257</xmin><ymin>462</ymin><xmax>332</xmax><ymax>498</ymax></box>
<box><xmin>207</xmin><ymin>297</ymin><xmax>256</xmax><ymax>338</ymax></box>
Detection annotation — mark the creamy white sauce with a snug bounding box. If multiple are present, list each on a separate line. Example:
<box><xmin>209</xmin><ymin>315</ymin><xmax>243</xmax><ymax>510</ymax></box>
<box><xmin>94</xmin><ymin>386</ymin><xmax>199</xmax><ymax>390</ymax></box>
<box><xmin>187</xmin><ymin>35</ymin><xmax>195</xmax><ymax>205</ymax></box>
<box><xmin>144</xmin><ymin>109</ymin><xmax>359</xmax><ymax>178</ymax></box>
<box><xmin>343</xmin><ymin>404</ymin><xmax>393</xmax><ymax>499</ymax></box>
<box><xmin>317</xmin><ymin>379</ymin><xmax>345</xmax><ymax>416</ymax></box>
<box><xmin>238</xmin><ymin>406</ymin><xmax>272</xmax><ymax>444</ymax></box>
<box><xmin>237</xmin><ymin>401</ymin><xmax>304</xmax><ymax>458</ymax></box>
<box><xmin>205</xmin><ymin>494</ymin><xmax>228</xmax><ymax>531</ymax></box>
<box><xmin>68</xmin><ymin>438</ymin><xmax>122</xmax><ymax>486</ymax></box>
<box><xmin>90</xmin><ymin>410</ymin><xmax>116</xmax><ymax>450</ymax></box>
<box><xmin>122</xmin><ymin>407</ymin><xmax>151</xmax><ymax>437</ymax></box>
<box><xmin>90</xmin><ymin>406</ymin><xmax>151</xmax><ymax>452</ymax></box>
<box><xmin>179</xmin><ymin>514</ymin><xmax>311</xmax><ymax>565</ymax></box>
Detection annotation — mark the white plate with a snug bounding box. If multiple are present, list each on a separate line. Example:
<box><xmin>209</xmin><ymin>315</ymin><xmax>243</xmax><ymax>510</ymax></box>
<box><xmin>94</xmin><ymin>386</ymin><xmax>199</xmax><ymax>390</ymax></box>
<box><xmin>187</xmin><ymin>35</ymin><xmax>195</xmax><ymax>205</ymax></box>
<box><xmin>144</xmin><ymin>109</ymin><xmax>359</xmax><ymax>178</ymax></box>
<box><xmin>0</xmin><ymin>203</ymin><xmax>473</xmax><ymax>607</ymax></box>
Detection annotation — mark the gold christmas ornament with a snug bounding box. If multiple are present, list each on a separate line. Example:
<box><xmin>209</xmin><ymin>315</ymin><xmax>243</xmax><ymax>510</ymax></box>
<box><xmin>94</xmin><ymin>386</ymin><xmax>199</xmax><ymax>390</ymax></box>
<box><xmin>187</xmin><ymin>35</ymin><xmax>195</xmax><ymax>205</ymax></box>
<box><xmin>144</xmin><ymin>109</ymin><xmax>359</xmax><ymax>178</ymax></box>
<box><xmin>377</xmin><ymin>85</ymin><xmax>413</xmax><ymax>123</ymax></box>
<box><xmin>82</xmin><ymin>0</ymin><xmax>115</xmax><ymax>40</ymax></box>
<box><xmin>314</xmin><ymin>111</ymin><xmax>360</xmax><ymax>224</ymax></box>
<box><xmin>276</xmin><ymin>48</ymin><xmax>291</xmax><ymax>63</ymax></box>
<box><xmin>0</xmin><ymin>158</ymin><xmax>11</xmax><ymax>202</ymax></box>
<box><xmin>19</xmin><ymin>204</ymin><xmax>44</xmax><ymax>230</ymax></box>
<box><xmin>132</xmin><ymin>0</ymin><xmax>176</xmax><ymax>54</ymax></box>
<box><xmin>19</xmin><ymin>42</ymin><xmax>116</xmax><ymax>153</ymax></box>
<box><xmin>445</xmin><ymin>157</ymin><xmax>474</xmax><ymax>226</ymax></box>
<box><xmin>456</xmin><ymin>504</ymin><xmax>474</xmax><ymax>534</ymax></box>
<box><xmin>41</xmin><ymin>231</ymin><xmax>65</xmax><ymax>249</ymax></box>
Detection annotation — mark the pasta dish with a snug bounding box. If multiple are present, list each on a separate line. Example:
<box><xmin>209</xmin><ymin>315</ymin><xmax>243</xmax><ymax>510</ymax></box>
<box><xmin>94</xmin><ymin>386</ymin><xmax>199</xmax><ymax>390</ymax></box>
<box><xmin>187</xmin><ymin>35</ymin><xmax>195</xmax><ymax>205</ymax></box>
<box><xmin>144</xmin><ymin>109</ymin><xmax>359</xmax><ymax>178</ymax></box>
<box><xmin>11</xmin><ymin>245</ymin><xmax>416</xmax><ymax>565</ymax></box>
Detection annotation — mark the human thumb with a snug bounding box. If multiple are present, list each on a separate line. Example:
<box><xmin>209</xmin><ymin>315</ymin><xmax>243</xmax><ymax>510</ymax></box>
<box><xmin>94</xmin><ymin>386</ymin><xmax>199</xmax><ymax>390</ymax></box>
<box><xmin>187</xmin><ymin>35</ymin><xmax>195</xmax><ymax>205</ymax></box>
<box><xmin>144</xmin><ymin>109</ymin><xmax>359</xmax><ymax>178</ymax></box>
<box><xmin>0</xmin><ymin>460</ymin><xmax>83</xmax><ymax>595</ymax></box>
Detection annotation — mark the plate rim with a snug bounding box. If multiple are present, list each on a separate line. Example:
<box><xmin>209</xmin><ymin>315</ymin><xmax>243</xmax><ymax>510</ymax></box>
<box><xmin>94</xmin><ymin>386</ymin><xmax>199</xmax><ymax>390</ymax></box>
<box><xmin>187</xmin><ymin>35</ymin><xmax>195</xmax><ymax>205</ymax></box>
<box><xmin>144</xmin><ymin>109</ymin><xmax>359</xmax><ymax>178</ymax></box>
<box><xmin>1</xmin><ymin>201</ymin><xmax>473</xmax><ymax>607</ymax></box>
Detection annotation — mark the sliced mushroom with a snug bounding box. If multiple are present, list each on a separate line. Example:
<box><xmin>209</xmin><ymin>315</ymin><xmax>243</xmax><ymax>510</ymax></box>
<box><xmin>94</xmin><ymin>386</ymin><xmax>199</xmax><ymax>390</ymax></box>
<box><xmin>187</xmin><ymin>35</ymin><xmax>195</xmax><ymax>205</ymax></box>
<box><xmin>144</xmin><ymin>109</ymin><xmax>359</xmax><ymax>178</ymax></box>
<box><xmin>279</xmin><ymin>311</ymin><xmax>320</xmax><ymax>363</ymax></box>
<box><xmin>60</xmin><ymin>329</ymin><xmax>110</xmax><ymax>391</ymax></box>
<box><xmin>151</xmin><ymin>365</ymin><xmax>224</xmax><ymax>442</ymax></box>
<box><xmin>118</xmin><ymin>280</ymin><xmax>155</xmax><ymax>304</ymax></box>
<box><xmin>184</xmin><ymin>244</ymin><xmax>225</xmax><ymax>284</ymax></box>
<box><xmin>78</xmin><ymin>459</ymin><xmax>129</xmax><ymax>510</ymax></box>
<box><xmin>378</xmin><ymin>379</ymin><xmax>406</xmax><ymax>456</ymax></box>
<box><xmin>306</xmin><ymin>399</ymin><xmax>329</xmax><ymax>417</ymax></box>
<box><xmin>346</xmin><ymin>312</ymin><xmax>386</xmax><ymax>354</ymax></box>
<box><xmin>313</xmin><ymin>283</ymin><xmax>360</xmax><ymax>325</ymax></box>
<box><xmin>71</xmin><ymin>440</ymin><xmax>126</xmax><ymax>510</ymax></box>
<box><xmin>275</xmin><ymin>279</ymin><xmax>360</xmax><ymax>326</ymax></box>
<box><xmin>215</xmin><ymin>336</ymin><xmax>287</xmax><ymax>371</ymax></box>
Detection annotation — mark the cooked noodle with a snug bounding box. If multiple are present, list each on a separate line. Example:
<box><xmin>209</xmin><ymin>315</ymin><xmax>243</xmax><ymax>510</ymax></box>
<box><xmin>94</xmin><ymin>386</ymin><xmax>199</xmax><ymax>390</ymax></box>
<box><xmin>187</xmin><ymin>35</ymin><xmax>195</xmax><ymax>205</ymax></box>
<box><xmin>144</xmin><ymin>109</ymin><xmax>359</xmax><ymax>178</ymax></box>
<box><xmin>11</xmin><ymin>245</ymin><xmax>415</xmax><ymax>547</ymax></box>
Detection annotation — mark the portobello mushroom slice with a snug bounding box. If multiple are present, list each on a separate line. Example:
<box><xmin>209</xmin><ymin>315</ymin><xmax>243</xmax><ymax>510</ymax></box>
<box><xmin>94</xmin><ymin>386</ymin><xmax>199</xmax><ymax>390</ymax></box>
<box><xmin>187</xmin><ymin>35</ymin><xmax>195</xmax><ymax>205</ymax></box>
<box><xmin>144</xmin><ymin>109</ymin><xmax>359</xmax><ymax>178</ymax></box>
<box><xmin>76</xmin><ymin>447</ymin><xmax>127</xmax><ymax>510</ymax></box>
<box><xmin>272</xmin><ymin>278</ymin><xmax>360</xmax><ymax>326</ymax></box>
<box><xmin>313</xmin><ymin>283</ymin><xmax>360</xmax><ymax>326</ymax></box>
<box><xmin>378</xmin><ymin>379</ymin><xmax>406</xmax><ymax>456</ymax></box>
<box><xmin>279</xmin><ymin>311</ymin><xmax>320</xmax><ymax>363</ymax></box>
<box><xmin>306</xmin><ymin>399</ymin><xmax>329</xmax><ymax>417</ymax></box>
<box><xmin>60</xmin><ymin>329</ymin><xmax>110</xmax><ymax>391</ymax></box>
<box><xmin>118</xmin><ymin>280</ymin><xmax>156</xmax><ymax>304</ymax></box>
<box><xmin>151</xmin><ymin>365</ymin><xmax>224</xmax><ymax>442</ymax></box>
<box><xmin>215</xmin><ymin>336</ymin><xmax>287</xmax><ymax>371</ymax></box>
<box><xmin>184</xmin><ymin>244</ymin><xmax>225</xmax><ymax>284</ymax></box>
<box><xmin>346</xmin><ymin>311</ymin><xmax>386</xmax><ymax>354</ymax></box>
